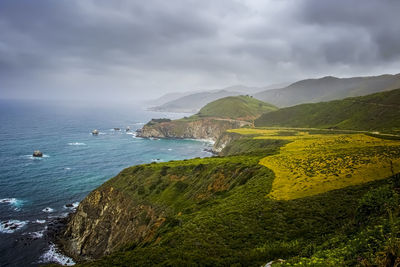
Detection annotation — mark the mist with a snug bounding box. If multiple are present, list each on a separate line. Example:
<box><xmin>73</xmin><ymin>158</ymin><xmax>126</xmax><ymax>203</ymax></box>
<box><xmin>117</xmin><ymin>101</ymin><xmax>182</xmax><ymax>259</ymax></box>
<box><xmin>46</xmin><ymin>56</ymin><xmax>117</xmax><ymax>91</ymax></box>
<box><xmin>1</xmin><ymin>0</ymin><xmax>400</xmax><ymax>102</ymax></box>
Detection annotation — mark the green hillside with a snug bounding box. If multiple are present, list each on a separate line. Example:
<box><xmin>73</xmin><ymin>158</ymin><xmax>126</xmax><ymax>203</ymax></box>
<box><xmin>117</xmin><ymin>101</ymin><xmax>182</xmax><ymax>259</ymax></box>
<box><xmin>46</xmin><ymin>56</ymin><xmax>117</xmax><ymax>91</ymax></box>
<box><xmin>197</xmin><ymin>95</ymin><xmax>277</xmax><ymax>120</ymax></box>
<box><xmin>255</xmin><ymin>88</ymin><xmax>400</xmax><ymax>133</ymax></box>
<box><xmin>66</xmin><ymin>132</ymin><xmax>400</xmax><ymax>266</ymax></box>
<box><xmin>254</xmin><ymin>73</ymin><xmax>400</xmax><ymax>107</ymax></box>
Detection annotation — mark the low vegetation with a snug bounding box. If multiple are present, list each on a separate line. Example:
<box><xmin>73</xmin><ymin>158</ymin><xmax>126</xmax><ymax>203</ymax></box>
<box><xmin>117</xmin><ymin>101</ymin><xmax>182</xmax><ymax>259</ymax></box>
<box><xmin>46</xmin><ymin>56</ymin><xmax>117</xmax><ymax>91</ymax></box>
<box><xmin>196</xmin><ymin>95</ymin><xmax>277</xmax><ymax>121</ymax></box>
<box><xmin>255</xmin><ymin>88</ymin><xmax>400</xmax><ymax>133</ymax></box>
<box><xmin>67</xmin><ymin>129</ymin><xmax>400</xmax><ymax>266</ymax></box>
<box><xmin>229</xmin><ymin>128</ymin><xmax>400</xmax><ymax>200</ymax></box>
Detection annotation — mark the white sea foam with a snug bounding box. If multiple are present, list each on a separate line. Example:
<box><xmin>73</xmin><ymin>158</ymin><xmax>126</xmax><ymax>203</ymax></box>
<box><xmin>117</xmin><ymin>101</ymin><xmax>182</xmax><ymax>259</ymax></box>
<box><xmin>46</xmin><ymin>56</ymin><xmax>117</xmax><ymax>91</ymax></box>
<box><xmin>29</xmin><ymin>230</ymin><xmax>45</xmax><ymax>239</ymax></box>
<box><xmin>24</xmin><ymin>154</ymin><xmax>50</xmax><ymax>160</ymax></box>
<box><xmin>0</xmin><ymin>198</ymin><xmax>24</xmax><ymax>211</ymax></box>
<box><xmin>0</xmin><ymin>220</ymin><xmax>28</xmax><ymax>233</ymax></box>
<box><xmin>133</xmin><ymin>122</ymin><xmax>145</xmax><ymax>125</ymax></box>
<box><xmin>167</xmin><ymin>148</ymin><xmax>173</xmax><ymax>151</ymax></box>
<box><xmin>151</xmin><ymin>158</ymin><xmax>163</xmax><ymax>162</ymax></box>
<box><xmin>42</xmin><ymin>207</ymin><xmax>54</xmax><ymax>213</ymax></box>
<box><xmin>60</xmin><ymin>212</ymin><xmax>69</xmax><ymax>218</ymax></box>
<box><xmin>64</xmin><ymin>167</ymin><xmax>71</xmax><ymax>170</ymax></box>
<box><xmin>39</xmin><ymin>243</ymin><xmax>75</xmax><ymax>266</ymax></box>
<box><xmin>34</xmin><ymin>219</ymin><xmax>46</xmax><ymax>224</ymax></box>
<box><xmin>68</xmin><ymin>142</ymin><xmax>86</xmax><ymax>146</ymax></box>
<box><xmin>63</xmin><ymin>202</ymin><xmax>79</xmax><ymax>210</ymax></box>
<box><xmin>187</xmin><ymin>138</ymin><xmax>215</xmax><ymax>144</ymax></box>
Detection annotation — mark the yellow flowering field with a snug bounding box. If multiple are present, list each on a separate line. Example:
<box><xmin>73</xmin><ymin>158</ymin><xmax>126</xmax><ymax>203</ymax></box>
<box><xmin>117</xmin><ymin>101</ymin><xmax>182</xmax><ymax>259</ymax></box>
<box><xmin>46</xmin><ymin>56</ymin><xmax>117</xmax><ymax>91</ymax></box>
<box><xmin>228</xmin><ymin>128</ymin><xmax>400</xmax><ymax>200</ymax></box>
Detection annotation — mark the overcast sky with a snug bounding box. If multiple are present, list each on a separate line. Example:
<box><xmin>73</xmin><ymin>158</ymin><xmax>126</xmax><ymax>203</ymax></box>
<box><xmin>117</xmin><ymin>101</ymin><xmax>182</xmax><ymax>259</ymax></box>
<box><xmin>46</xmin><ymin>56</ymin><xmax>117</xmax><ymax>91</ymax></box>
<box><xmin>1</xmin><ymin>0</ymin><xmax>400</xmax><ymax>102</ymax></box>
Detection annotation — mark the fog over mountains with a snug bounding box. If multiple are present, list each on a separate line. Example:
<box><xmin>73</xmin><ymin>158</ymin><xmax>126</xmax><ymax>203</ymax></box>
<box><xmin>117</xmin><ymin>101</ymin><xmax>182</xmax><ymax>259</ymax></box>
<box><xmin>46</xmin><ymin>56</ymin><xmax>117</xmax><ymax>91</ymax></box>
<box><xmin>1</xmin><ymin>0</ymin><xmax>400</xmax><ymax>102</ymax></box>
<box><xmin>150</xmin><ymin>73</ymin><xmax>400</xmax><ymax>112</ymax></box>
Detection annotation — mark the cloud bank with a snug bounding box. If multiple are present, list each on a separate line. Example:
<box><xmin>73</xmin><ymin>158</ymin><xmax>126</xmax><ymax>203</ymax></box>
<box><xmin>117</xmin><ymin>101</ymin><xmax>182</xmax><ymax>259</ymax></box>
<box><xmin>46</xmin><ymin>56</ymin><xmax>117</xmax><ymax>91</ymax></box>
<box><xmin>1</xmin><ymin>0</ymin><xmax>399</xmax><ymax>101</ymax></box>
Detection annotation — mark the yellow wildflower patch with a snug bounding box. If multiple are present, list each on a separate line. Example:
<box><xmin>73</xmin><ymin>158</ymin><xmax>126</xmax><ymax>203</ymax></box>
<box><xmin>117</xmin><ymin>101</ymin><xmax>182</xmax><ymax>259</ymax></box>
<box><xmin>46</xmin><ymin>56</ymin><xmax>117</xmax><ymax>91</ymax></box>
<box><xmin>229</xmin><ymin>128</ymin><xmax>400</xmax><ymax>200</ymax></box>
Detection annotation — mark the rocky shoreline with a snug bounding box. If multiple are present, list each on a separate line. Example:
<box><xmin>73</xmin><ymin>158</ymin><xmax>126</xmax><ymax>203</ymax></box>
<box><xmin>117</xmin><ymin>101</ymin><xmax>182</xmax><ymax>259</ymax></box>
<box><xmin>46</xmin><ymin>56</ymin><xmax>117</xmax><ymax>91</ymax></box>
<box><xmin>56</xmin><ymin>117</ymin><xmax>249</xmax><ymax>262</ymax></box>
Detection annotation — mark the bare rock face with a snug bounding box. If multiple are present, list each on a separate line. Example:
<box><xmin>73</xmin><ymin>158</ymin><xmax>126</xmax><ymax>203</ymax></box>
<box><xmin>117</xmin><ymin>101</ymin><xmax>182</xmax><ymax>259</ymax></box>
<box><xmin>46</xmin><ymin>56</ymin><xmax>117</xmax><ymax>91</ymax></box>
<box><xmin>213</xmin><ymin>132</ymin><xmax>243</xmax><ymax>153</ymax></box>
<box><xmin>60</xmin><ymin>186</ymin><xmax>164</xmax><ymax>261</ymax></box>
<box><xmin>137</xmin><ymin>118</ymin><xmax>250</xmax><ymax>142</ymax></box>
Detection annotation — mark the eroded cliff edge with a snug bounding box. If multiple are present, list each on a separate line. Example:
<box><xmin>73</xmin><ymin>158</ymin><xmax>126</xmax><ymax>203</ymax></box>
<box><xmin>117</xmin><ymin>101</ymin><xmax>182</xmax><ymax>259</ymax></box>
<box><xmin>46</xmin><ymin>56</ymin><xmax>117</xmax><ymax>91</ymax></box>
<box><xmin>59</xmin><ymin>185</ymin><xmax>165</xmax><ymax>260</ymax></box>
<box><xmin>136</xmin><ymin>117</ymin><xmax>251</xmax><ymax>142</ymax></box>
<box><xmin>58</xmin><ymin>151</ymin><xmax>272</xmax><ymax>262</ymax></box>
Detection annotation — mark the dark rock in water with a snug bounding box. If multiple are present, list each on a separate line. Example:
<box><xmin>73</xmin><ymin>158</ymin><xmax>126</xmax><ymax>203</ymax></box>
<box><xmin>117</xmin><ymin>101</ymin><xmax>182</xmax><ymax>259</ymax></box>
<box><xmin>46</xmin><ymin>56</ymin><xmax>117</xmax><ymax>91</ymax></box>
<box><xmin>126</xmin><ymin>127</ymin><xmax>130</xmax><ymax>132</ymax></box>
<box><xmin>92</xmin><ymin>129</ymin><xmax>99</xmax><ymax>135</ymax></box>
<box><xmin>33</xmin><ymin>150</ymin><xmax>43</xmax><ymax>157</ymax></box>
<box><xmin>65</xmin><ymin>203</ymin><xmax>74</xmax><ymax>208</ymax></box>
<box><xmin>114</xmin><ymin>128</ymin><xmax>121</xmax><ymax>131</ymax></box>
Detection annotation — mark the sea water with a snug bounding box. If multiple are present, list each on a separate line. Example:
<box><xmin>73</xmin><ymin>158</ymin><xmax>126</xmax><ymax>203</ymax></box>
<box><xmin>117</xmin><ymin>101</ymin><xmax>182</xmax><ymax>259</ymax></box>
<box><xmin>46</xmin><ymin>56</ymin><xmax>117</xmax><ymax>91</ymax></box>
<box><xmin>0</xmin><ymin>99</ymin><xmax>213</xmax><ymax>266</ymax></box>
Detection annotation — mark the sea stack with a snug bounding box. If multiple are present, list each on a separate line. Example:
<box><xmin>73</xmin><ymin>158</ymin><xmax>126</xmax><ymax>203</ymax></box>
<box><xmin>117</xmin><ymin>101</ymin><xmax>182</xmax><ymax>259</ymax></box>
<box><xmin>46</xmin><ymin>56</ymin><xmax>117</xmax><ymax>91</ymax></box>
<box><xmin>33</xmin><ymin>150</ymin><xmax>43</xmax><ymax>157</ymax></box>
<box><xmin>92</xmin><ymin>129</ymin><xmax>99</xmax><ymax>135</ymax></box>
<box><xmin>126</xmin><ymin>126</ymin><xmax>130</xmax><ymax>132</ymax></box>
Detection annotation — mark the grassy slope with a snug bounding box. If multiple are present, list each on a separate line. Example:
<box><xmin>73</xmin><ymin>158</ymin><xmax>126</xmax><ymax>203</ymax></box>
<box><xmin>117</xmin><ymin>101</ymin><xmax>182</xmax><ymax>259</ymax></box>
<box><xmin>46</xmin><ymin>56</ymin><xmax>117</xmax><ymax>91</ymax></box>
<box><xmin>74</xmin><ymin>133</ymin><xmax>400</xmax><ymax>266</ymax></box>
<box><xmin>254</xmin><ymin>73</ymin><xmax>400</xmax><ymax>107</ymax></box>
<box><xmin>229</xmin><ymin>128</ymin><xmax>400</xmax><ymax>200</ymax></box>
<box><xmin>197</xmin><ymin>95</ymin><xmax>277</xmax><ymax>120</ymax></box>
<box><xmin>255</xmin><ymin>88</ymin><xmax>400</xmax><ymax>133</ymax></box>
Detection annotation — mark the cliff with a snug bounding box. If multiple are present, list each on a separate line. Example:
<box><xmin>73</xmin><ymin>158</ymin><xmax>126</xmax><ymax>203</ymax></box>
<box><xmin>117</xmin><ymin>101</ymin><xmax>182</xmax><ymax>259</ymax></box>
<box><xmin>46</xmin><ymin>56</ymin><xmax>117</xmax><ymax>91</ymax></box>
<box><xmin>59</xmin><ymin>152</ymin><xmax>274</xmax><ymax>263</ymax></box>
<box><xmin>137</xmin><ymin>117</ymin><xmax>251</xmax><ymax>141</ymax></box>
<box><xmin>60</xmin><ymin>186</ymin><xmax>164</xmax><ymax>260</ymax></box>
<box><xmin>58</xmin><ymin>130</ymin><xmax>400</xmax><ymax>266</ymax></box>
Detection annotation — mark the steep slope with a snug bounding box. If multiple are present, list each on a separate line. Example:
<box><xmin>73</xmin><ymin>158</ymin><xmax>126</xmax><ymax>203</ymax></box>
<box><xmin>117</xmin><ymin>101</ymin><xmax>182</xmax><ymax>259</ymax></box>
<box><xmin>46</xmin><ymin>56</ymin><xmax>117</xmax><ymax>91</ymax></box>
<box><xmin>255</xmin><ymin>88</ymin><xmax>400</xmax><ymax>133</ymax></box>
<box><xmin>137</xmin><ymin>117</ymin><xmax>251</xmax><ymax>141</ymax></box>
<box><xmin>149</xmin><ymin>87</ymin><xmax>254</xmax><ymax>113</ymax></box>
<box><xmin>254</xmin><ymin>73</ymin><xmax>400</xmax><ymax>107</ymax></box>
<box><xmin>60</xmin><ymin>131</ymin><xmax>400</xmax><ymax>266</ymax></box>
<box><xmin>138</xmin><ymin>96</ymin><xmax>276</xmax><ymax>141</ymax></box>
<box><xmin>197</xmin><ymin>95</ymin><xmax>277</xmax><ymax>120</ymax></box>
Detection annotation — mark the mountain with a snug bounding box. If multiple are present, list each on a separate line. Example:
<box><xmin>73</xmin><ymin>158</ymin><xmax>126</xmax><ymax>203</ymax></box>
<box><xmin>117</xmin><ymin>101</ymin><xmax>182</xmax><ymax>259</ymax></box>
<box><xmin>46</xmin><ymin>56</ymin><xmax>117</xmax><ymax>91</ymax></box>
<box><xmin>138</xmin><ymin>96</ymin><xmax>276</xmax><ymax>141</ymax></box>
<box><xmin>197</xmin><ymin>95</ymin><xmax>278</xmax><ymax>120</ymax></box>
<box><xmin>146</xmin><ymin>91</ymin><xmax>197</xmax><ymax>106</ymax></box>
<box><xmin>149</xmin><ymin>86</ymin><xmax>260</xmax><ymax>113</ymax></box>
<box><xmin>255</xmin><ymin>88</ymin><xmax>400</xmax><ymax>133</ymax></box>
<box><xmin>254</xmin><ymin>73</ymin><xmax>400</xmax><ymax>107</ymax></box>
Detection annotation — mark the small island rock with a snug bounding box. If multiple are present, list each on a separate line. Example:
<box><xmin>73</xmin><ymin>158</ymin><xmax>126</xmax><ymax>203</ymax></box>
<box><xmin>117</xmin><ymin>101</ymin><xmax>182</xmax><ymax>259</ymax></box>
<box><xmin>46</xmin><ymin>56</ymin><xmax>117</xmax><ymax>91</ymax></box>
<box><xmin>92</xmin><ymin>129</ymin><xmax>99</xmax><ymax>135</ymax></box>
<box><xmin>33</xmin><ymin>150</ymin><xmax>43</xmax><ymax>157</ymax></box>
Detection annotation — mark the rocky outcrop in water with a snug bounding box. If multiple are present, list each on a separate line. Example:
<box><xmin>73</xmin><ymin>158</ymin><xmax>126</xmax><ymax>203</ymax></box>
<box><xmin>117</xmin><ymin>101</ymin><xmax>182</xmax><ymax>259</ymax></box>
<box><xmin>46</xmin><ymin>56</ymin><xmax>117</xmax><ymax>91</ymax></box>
<box><xmin>33</xmin><ymin>150</ymin><xmax>43</xmax><ymax>157</ymax></box>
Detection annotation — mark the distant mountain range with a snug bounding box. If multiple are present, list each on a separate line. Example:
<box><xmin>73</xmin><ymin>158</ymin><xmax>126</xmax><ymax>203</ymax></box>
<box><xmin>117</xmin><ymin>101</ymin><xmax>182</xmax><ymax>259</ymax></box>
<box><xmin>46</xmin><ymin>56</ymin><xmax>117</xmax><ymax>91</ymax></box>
<box><xmin>148</xmin><ymin>73</ymin><xmax>400</xmax><ymax>113</ymax></box>
<box><xmin>148</xmin><ymin>85</ymin><xmax>258</xmax><ymax>113</ymax></box>
<box><xmin>254</xmin><ymin>73</ymin><xmax>400</xmax><ymax>107</ymax></box>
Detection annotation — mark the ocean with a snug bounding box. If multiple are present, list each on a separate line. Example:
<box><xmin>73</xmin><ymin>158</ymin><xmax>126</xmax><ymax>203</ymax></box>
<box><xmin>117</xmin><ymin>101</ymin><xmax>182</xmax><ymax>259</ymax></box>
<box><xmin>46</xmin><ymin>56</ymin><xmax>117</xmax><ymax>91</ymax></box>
<box><xmin>0</xmin><ymin>99</ymin><xmax>213</xmax><ymax>266</ymax></box>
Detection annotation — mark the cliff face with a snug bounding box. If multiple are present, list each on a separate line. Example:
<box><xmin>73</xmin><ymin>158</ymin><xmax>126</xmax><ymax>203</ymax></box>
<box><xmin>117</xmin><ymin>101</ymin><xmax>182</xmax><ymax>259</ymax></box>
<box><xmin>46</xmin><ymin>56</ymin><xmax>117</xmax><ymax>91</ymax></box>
<box><xmin>213</xmin><ymin>131</ymin><xmax>244</xmax><ymax>153</ymax></box>
<box><xmin>59</xmin><ymin>154</ymin><xmax>269</xmax><ymax>262</ymax></box>
<box><xmin>137</xmin><ymin>118</ymin><xmax>251</xmax><ymax>141</ymax></box>
<box><xmin>60</xmin><ymin>186</ymin><xmax>164</xmax><ymax>260</ymax></box>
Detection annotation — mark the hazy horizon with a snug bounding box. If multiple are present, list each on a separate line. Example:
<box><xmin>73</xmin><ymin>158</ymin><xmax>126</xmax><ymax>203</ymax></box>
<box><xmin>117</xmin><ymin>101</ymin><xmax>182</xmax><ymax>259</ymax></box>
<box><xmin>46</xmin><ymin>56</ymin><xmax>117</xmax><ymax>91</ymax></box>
<box><xmin>1</xmin><ymin>0</ymin><xmax>400</xmax><ymax>102</ymax></box>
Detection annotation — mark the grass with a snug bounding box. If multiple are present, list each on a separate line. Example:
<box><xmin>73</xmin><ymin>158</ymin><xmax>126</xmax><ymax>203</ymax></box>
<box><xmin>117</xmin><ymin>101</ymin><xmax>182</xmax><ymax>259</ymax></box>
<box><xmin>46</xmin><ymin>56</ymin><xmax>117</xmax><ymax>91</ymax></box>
<box><xmin>255</xmin><ymin>88</ymin><xmax>400</xmax><ymax>133</ymax></box>
<box><xmin>196</xmin><ymin>95</ymin><xmax>277</xmax><ymax>120</ymax></box>
<box><xmin>229</xmin><ymin>128</ymin><xmax>400</xmax><ymax>200</ymax></box>
<box><xmin>67</xmin><ymin>126</ymin><xmax>400</xmax><ymax>266</ymax></box>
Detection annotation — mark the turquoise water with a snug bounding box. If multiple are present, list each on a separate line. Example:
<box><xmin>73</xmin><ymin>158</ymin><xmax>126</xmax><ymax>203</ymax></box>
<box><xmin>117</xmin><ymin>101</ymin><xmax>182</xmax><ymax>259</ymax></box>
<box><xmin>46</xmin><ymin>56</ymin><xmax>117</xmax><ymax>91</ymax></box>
<box><xmin>0</xmin><ymin>100</ymin><xmax>212</xmax><ymax>266</ymax></box>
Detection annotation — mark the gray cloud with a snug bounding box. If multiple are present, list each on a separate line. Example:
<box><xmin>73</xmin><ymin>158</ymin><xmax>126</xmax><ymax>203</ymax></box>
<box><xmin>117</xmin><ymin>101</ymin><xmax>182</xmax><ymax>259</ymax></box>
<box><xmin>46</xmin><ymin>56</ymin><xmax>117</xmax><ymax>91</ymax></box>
<box><xmin>0</xmin><ymin>0</ymin><xmax>399</xmax><ymax>101</ymax></box>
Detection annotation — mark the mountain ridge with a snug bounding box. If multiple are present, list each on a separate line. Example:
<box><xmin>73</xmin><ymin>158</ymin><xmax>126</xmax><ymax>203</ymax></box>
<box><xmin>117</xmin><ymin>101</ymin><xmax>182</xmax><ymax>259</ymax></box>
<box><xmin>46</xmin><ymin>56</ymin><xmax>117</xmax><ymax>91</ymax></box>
<box><xmin>255</xmin><ymin>88</ymin><xmax>400</xmax><ymax>133</ymax></box>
